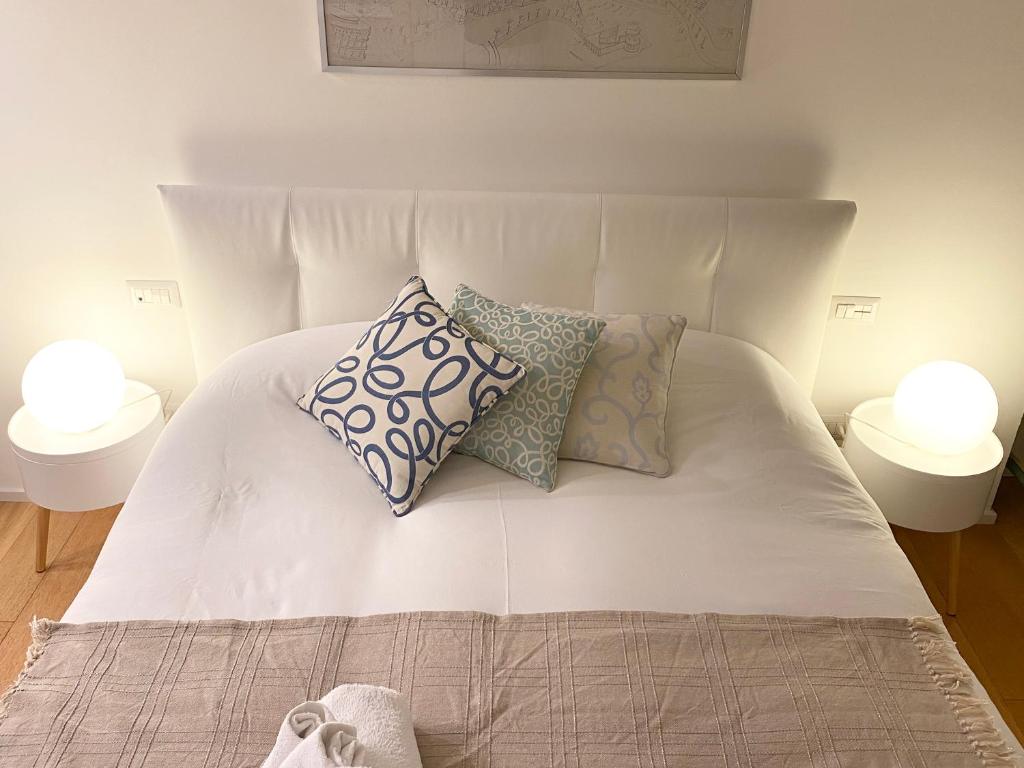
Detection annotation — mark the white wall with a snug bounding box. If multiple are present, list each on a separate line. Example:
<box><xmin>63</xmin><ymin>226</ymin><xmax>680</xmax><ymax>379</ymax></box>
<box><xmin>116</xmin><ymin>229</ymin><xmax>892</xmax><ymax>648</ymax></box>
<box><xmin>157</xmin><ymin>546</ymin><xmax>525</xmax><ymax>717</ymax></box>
<box><xmin>2</xmin><ymin>1</ymin><xmax>1023</xmax><ymax>495</ymax></box>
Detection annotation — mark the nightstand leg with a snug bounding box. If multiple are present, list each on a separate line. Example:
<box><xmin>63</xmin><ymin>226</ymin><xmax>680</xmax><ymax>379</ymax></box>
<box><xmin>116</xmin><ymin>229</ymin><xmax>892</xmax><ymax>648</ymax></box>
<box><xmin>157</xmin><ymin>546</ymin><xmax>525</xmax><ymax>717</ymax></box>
<box><xmin>947</xmin><ymin>530</ymin><xmax>961</xmax><ymax>616</ymax></box>
<box><xmin>35</xmin><ymin>507</ymin><xmax>50</xmax><ymax>573</ymax></box>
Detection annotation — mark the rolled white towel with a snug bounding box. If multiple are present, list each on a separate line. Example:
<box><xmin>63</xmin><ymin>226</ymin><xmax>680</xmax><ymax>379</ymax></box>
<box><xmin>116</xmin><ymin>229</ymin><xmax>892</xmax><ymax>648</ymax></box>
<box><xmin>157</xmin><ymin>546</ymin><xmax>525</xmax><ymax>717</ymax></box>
<box><xmin>319</xmin><ymin>685</ymin><xmax>421</xmax><ymax>768</ymax></box>
<box><xmin>280</xmin><ymin>722</ymin><xmax>367</xmax><ymax>768</ymax></box>
<box><xmin>261</xmin><ymin>702</ymin><xmax>334</xmax><ymax>768</ymax></box>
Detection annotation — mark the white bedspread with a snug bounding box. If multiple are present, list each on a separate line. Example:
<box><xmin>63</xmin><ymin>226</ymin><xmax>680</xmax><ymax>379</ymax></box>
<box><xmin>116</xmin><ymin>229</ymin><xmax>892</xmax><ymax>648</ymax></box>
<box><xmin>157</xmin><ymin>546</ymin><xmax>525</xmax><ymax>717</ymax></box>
<box><xmin>67</xmin><ymin>324</ymin><xmax>1024</xmax><ymax>754</ymax></box>
<box><xmin>65</xmin><ymin>324</ymin><xmax>933</xmax><ymax>623</ymax></box>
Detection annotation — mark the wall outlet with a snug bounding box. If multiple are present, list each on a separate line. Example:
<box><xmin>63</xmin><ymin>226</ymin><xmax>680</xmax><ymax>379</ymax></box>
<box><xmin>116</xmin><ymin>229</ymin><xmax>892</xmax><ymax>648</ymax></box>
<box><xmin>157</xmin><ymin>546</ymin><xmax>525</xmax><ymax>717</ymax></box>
<box><xmin>127</xmin><ymin>280</ymin><xmax>181</xmax><ymax>307</ymax></box>
<box><xmin>820</xmin><ymin>413</ymin><xmax>848</xmax><ymax>445</ymax></box>
<box><xmin>830</xmin><ymin>295</ymin><xmax>880</xmax><ymax>323</ymax></box>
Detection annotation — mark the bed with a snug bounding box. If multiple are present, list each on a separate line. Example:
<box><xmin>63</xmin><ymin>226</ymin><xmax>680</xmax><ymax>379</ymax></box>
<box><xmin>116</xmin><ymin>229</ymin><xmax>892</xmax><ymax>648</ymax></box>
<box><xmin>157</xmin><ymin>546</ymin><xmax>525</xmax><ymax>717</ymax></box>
<box><xmin>7</xmin><ymin>188</ymin><xmax>1022</xmax><ymax>766</ymax></box>
<box><xmin>63</xmin><ymin>325</ymin><xmax>932</xmax><ymax>623</ymax></box>
<box><xmin>70</xmin><ymin>186</ymin><xmax>896</xmax><ymax>620</ymax></box>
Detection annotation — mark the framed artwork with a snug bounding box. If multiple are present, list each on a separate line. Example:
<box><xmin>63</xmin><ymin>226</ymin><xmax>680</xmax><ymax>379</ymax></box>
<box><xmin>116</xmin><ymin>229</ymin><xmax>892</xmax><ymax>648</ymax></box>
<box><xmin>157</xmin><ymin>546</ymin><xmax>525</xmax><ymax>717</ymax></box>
<box><xmin>318</xmin><ymin>0</ymin><xmax>751</xmax><ymax>78</ymax></box>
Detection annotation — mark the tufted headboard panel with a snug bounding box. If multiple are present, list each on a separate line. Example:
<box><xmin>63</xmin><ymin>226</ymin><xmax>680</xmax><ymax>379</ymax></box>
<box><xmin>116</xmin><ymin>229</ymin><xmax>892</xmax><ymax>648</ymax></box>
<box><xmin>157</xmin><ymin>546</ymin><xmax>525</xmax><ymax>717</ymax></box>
<box><xmin>159</xmin><ymin>186</ymin><xmax>856</xmax><ymax>394</ymax></box>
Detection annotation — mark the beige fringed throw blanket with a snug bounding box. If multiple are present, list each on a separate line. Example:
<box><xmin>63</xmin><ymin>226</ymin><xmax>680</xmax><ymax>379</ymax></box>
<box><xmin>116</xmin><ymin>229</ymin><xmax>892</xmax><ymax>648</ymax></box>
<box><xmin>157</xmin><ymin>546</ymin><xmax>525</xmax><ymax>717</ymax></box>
<box><xmin>0</xmin><ymin>612</ymin><xmax>1018</xmax><ymax>767</ymax></box>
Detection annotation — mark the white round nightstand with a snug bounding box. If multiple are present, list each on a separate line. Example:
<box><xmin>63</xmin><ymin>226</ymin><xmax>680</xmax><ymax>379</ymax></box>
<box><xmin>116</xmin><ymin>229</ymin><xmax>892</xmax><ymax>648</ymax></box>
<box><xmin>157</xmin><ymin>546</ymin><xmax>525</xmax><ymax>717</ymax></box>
<box><xmin>7</xmin><ymin>380</ymin><xmax>165</xmax><ymax>572</ymax></box>
<box><xmin>842</xmin><ymin>397</ymin><xmax>1003</xmax><ymax>615</ymax></box>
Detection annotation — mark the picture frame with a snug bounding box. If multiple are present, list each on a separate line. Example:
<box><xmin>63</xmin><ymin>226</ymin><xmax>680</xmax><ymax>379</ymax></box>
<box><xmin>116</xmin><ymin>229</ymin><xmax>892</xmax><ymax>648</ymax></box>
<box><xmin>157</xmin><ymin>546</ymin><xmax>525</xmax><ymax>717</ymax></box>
<box><xmin>317</xmin><ymin>0</ymin><xmax>751</xmax><ymax>79</ymax></box>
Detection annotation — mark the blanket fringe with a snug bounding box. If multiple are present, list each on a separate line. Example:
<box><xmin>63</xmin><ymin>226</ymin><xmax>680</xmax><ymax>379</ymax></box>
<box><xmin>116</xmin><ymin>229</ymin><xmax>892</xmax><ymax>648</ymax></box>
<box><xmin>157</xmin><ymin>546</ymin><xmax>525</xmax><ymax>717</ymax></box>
<box><xmin>911</xmin><ymin>616</ymin><xmax>1021</xmax><ymax>767</ymax></box>
<box><xmin>0</xmin><ymin>617</ymin><xmax>61</xmax><ymax>722</ymax></box>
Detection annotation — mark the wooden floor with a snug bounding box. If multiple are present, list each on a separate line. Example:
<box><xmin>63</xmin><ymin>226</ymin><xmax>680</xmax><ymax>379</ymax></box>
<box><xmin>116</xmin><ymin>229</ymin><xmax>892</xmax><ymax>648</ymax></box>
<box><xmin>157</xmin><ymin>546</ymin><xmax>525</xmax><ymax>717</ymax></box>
<box><xmin>892</xmin><ymin>475</ymin><xmax>1024</xmax><ymax>743</ymax></box>
<box><xmin>0</xmin><ymin>501</ymin><xmax>120</xmax><ymax>690</ymax></box>
<box><xmin>0</xmin><ymin>481</ymin><xmax>1022</xmax><ymax>742</ymax></box>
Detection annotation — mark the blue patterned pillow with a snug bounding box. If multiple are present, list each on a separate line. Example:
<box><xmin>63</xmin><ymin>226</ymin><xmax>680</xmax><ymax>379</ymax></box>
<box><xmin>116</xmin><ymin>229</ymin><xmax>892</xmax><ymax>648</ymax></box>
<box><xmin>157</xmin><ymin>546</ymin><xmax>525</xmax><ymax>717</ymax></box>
<box><xmin>449</xmin><ymin>285</ymin><xmax>605</xmax><ymax>491</ymax></box>
<box><xmin>297</xmin><ymin>276</ymin><xmax>526</xmax><ymax>516</ymax></box>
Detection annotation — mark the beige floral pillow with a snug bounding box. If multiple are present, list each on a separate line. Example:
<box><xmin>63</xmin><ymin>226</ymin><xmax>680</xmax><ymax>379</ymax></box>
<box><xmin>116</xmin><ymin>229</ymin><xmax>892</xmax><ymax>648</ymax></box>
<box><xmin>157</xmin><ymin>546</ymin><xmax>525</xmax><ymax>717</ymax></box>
<box><xmin>524</xmin><ymin>305</ymin><xmax>686</xmax><ymax>476</ymax></box>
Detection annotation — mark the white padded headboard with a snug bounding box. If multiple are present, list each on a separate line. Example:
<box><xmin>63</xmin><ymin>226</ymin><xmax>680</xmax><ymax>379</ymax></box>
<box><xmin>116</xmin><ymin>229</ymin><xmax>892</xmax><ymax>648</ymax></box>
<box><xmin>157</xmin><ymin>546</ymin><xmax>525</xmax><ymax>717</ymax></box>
<box><xmin>159</xmin><ymin>186</ymin><xmax>856</xmax><ymax>393</ymax></box>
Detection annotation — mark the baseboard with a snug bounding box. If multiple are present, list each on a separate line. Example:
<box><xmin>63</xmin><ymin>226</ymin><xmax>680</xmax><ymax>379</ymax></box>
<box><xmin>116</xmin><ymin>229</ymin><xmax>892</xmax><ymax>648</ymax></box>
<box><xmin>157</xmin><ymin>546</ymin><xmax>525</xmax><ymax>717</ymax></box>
<box><xmin>979</xmin><ymin>507</ymin><xmax>997</xmax><ymax>525</ymax></box>
<box><xmin>0</xmin><ymin>487</ymin><xmax>28</xmax><ymax>502</ymax></box>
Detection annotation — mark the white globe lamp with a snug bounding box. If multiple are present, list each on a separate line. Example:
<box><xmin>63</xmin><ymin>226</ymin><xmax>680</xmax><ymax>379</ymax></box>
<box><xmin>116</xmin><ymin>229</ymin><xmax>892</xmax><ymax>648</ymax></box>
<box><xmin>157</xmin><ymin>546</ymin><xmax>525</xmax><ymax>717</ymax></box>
<box><xmin>21</xmin><ymin>340</ymin><xmax>126</xmax><ymax>433</ymax></box>
<box><xmin>892</xmin><ymin>361</ymin><xmax>997</xmax><ymax>456</ymax></box>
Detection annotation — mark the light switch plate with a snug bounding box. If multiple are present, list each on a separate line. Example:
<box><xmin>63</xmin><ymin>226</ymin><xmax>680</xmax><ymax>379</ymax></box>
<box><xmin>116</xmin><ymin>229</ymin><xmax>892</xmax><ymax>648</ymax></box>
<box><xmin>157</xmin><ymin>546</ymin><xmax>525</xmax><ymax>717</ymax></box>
<box><xmin>830</xmin><ymin>295</ymin><xmax>880</xmax><ymax>323</ymax></box>
<box><xmin>127</xmin><ymin>280</ymin><xmax>181</xmax><ymax>307</ymax></box>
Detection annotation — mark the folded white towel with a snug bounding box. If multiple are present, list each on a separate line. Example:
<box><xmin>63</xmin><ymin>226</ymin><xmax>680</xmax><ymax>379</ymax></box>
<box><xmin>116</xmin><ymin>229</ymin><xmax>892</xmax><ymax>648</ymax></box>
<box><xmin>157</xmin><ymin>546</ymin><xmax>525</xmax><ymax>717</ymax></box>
<box><xmin>319</xmin><ymin>685</ymin><xmax>421</xmax><ymax>768</ymax></box>
<box><xmin>262</xmin><ymin>702</ymin><xmax>335</xmax><ymax>768</ymax></box>
<box><xmin>280</xmin><ymin>722</ymin><xmax>367</xmax><ymax>768</ymax></box>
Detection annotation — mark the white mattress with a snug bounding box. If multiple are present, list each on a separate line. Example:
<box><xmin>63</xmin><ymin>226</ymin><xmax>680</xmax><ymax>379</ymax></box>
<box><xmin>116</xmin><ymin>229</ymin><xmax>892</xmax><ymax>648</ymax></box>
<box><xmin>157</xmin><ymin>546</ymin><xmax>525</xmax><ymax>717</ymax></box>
<box><xmin>66</xmin><ymin>324</ymin><xmax>934</xmax><ymax>623</ymax></box>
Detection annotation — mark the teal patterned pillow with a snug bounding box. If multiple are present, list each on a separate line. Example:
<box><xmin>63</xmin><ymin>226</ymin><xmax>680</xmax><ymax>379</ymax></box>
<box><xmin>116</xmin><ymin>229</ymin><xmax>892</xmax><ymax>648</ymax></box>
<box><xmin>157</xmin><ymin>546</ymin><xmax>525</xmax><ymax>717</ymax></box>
<box><xmin>449</xmin><ymin>285</ymin><xmax>605</xmax><ymax>491</ymax></box>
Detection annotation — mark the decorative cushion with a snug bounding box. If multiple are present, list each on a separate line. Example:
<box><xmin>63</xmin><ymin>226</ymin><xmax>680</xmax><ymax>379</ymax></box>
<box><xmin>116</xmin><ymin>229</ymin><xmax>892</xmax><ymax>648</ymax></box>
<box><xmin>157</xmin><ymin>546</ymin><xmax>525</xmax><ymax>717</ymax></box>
<box><xmin>525</xmin><ymin>304</ymin><xmax>686</xmax><ymax>476</ymax></box>
<box><xmin>449</xmin><ymin>285</ymin><xmax>605</xmax><ymax>491</ymax></box>
<box><xmin>297</xmin><ymin>276</ymin><xmax>525</xmax><ymax>516</ymax></box>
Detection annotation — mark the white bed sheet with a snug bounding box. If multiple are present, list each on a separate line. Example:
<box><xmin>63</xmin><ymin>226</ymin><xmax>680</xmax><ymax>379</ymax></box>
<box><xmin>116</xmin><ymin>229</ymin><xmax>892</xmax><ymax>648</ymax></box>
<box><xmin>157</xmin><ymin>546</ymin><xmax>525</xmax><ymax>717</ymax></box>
<box><xmin>66</xmin><ymin>324</ymin><xmax>933</xmax><ymax>623</ymax></box>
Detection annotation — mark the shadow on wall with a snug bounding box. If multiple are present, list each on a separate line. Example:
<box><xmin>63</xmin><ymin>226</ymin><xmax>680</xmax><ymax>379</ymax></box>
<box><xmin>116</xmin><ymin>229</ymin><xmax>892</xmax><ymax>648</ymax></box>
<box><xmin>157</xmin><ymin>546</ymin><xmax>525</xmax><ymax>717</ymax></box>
<box><xmin>1012</xmin><ymin>417</ymin><xmax>1024</xmax><ymax>476</ymax></box>
<box><xmin>174</xmin><ymin>131</ymin><xmax>834</xmax><ymax>200</ymax></box>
